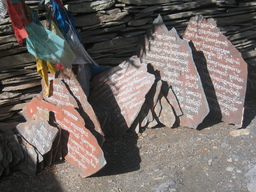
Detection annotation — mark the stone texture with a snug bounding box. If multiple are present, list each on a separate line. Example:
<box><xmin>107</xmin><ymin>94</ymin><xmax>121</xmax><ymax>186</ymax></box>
<box><xmin>54</xmin><ymin>69</ymin><xmax>104</xmax><ymax>141</ymax></box>
<box><xmin>116</xmin><ymin>0</ymin><xmax>181</xmax><ymax>5</ymax></box>
<box><xmin>140</xmin><ymin>15</ymin><xmax>209</xmax><ymax>129</ymax></box>
<box><xmin>55</xmin><ymin>105</ymin><xmax>106</xmax><ymax>178</ymax></box>
<box><xmin>75</xmin><ymin>8</ymin><xmax>129</xmax><ymax>27</ymax></box>
<box><xmin>22</xmin><ymin>95</ymin><xmax>106</xmax><ymax>177</ymax></box>
<box><xmin>183</xmin><ymin>16</ymin><xmax>248</xmax><ymax>127</ymax></box>
<box><xmin>90</xmin><ymin>55</ymin><xmax>155</xmax><ymax>136</ymax></box>
<box><xmin>42</xmin><ymin>78</ymin><xmax>79</xmax><ymax>109</ymax></box>
<box><xmin>65</xmin><ymin>0</ymin><xmax>115</xmax><ymax>13</ymax></box>
<box><xmin>16</xmin><ymin>119</ymin><xmax>58</xmax><ymax>155</ymax></box>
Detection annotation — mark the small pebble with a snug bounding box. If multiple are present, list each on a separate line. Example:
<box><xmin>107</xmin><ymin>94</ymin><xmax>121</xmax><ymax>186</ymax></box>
<box><xmin>227</xmin><ymin>158</ymin><xmax>233</xmax><ymax>162</ymax></box>
<box><xmin>226</xmin><ymin>167</ymin><xmax>234</xmax><ymax>172</ymax></box>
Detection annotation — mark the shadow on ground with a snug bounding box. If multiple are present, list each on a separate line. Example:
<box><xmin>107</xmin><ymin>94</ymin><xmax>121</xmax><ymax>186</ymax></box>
<box><xmin>92</xmin><ymin>132</ymin><xmax>141</xmax><ymax>177</ymax></box>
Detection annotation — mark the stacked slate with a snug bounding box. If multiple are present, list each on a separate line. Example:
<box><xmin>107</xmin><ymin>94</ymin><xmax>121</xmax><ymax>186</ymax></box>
<box><xmin>0</xmin><ymin>0</ymin><xmax>42</xmax><ymax>122</ymax></box>
<box><xmin>1</xmin><ymin>0</ymin><xmax>256</xmax><ymax>123</ymax></box>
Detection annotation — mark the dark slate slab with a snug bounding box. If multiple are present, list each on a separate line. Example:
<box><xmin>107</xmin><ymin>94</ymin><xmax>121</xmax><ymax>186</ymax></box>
<box><xmin>17</xmin><ymin>139</ymin><xmax>38</xmax><ymax>176</ymax></box>
<box><xmin>90</xmin><ymin>55</ymin><xmax>155</xmax><ymax>136</ymax></box>
<box><xmin>55</xmin><ymin>105</ymin><xmax>106</xmax><ymax>178</ymax></box>
<box><xmin>16</xmin><ymin>119</ymin><xmax>58</xmax><ymax>155</ymax></box>
<box><xmin>42</xmin><ymin>78</ymin><xmax>79</xmax><ymax>109</ymax></box>
<box><xmin>183</xmin><ymin>15</ymin><xmax>248</xmax><ymax>127</ymax></box>
<box><xmin>140</xmin><ymin>15</ymin><xmax>209</xmax><ymax>129</ymax></box>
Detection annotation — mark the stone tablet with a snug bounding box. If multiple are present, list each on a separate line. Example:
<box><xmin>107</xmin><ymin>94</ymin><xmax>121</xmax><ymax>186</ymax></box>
<box><xmin>90</xmin><ymin>55</ymin><xmax>155</xmax><ymax>136</ymax></box>
<box><xmin>55</xmin><ymin>105</ymin><xmax>106</xmax><ymax>178</ymax></box>
<box><xmin>16</xmin><ymin>119</ymin><xmax>58</xmax><ymax>155</ymax></box>
<box><xmin>42</xmin><ymin>78</ymin><xmax>79</xmax><ymax>109</ymax></box>
<box><xmin>183</xmin><ymin>16</ymin><xmax>248</xmax><ymax>126</ymax></box>
<box><xmin>22</xmin><ymin>96</ymin><xmax>60</xmax><ymax>121</ymax></box>
<box><xmin>53</xmin><ymin>69</ymin><xmax>104</xmax><ymax>141</ymax></box>
<box><xmin>140</xmin><ymin>15</ymin><xmax>209</xmax><ymax>129</ymax></box>
<box><xmin>22</xmin><ymin>96</ymin><xmax>106</xmax><ymax>177</ymax></box>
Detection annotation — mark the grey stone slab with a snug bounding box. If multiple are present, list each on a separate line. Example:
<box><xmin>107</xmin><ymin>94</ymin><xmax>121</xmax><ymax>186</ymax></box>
<box><xmin>17</xmin><ymin>119</ymin><xmax>58</xmax><ymax>155</ymax></box>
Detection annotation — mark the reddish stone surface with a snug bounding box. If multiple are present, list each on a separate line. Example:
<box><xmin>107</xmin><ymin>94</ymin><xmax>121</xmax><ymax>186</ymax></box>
<box><xmin>183</xmin><ymin>16</ymin><xmax>248</xmax><ymax>126</ymax></box>
<box><xmin>52</xmin><ymin>69</ymin><xmax>104</xmax><ymax>140</ymax></box>
<box><xmin>140</xmin><ymin>15</ymin><xmax>209</xmax><ymax>129</ymax></box>
<box><xmin>42</xmin><ymin>78</ymin><xmax>79</xmax><ymax>108</ymax></box>
<box><xmin>90</xmin><ymin>56</ymin><xmax>155</xmax><ymax>136</ymax></box>
<box><xmin>55</xmin><ymin>105</ymin><xmax>106</xmax><ymax>178</ymax></box>
<box><xmin>22</xmin><ymin>96</ymin><xmax>60</xmax><ymax>120</ymax></box>
<box><xmin>16</xmin><ymin>119</ymin><xmax>58</xmax><ymax>155</ymax></box>
<box><xmin>22</xmin><ymin>96</ymin><xmax>106</xmax><ymax>177</ymax></box>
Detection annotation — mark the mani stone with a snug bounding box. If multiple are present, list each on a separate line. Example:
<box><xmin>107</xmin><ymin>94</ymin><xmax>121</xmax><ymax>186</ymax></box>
<box><xmin>90</xmin><ymin>55</ymin><xmax>155</xmax><ymax>136</ymax></box>
<box><xmin>41</xmin><ymin>78</ymin><xmax>79</xmax><ymax>109</ymax></box>
<box><xmin>16</xmin><ymin>119</ymin><xmax>58</xmax><ymax>155</ymax></box>
<box><xmin>22</xmin><ymin>96</ymin><xmax>106</xmax><ymax>177</ymax></box>
<box><xmin>55</xmin><ymin>105</ymin><xmax>106</xmax><ymax>178</ymax></box>
<box><xmin>183</xmin><ymin>15</ymin><xmax>248</xmax><ymax>127</ymax></box>
<box><xmin>53</xmin><ymin>69</ymin><xmax>104</xmax><ymax>144</ymax></box>
<box><xmin>140</xmin><ymin>15</ymin><xmax>209</xmax><ymax>129</ymax></box>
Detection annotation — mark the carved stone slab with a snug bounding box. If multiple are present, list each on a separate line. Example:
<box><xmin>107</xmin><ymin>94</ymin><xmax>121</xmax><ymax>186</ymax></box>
<box><xmin>53</xmin><ymin>69</ymin><xmax>104</xmax><ymax>140</ymax></box>
<box><xmin>22</xmin><ymin>96</ymin><xmax>59</xmax><ymax>120</ymax></box>
<box><xmin>55</xmin><ymin>105</ymin><xmax>106</xmax><ymax>178</ymax></box>
<box><xmin>22</xmin><ymin>96</ymin><xmax>106</xmax><ymax>177</ymax></box>
<box><xmin>140</xmin><ymin>15</ymin><xmax>209</xmax><ymax>129</ymax></box>
<box><xmin>16</xmin><ymin>119</ymin><xmax>58</xmax><ymax>155</ymax></box>
<box><xmin>42</xmin><ymin>78</ymin><xmax>79</xmax><ymax>109</ymax></box>
<box><xmin>183</xmin><ymin>16</ymin><xmax>248</xmax><ymax>126</ymax></box>
<box><xmin>90</xmin><ymin>55</ymin><xmax>155</xmax><ymax>136</ymax></box>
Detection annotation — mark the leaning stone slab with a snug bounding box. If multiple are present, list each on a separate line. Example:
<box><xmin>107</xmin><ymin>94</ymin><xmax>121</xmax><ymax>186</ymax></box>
<box><xmin>183</xmin><ymin>16</ymin><xmax>248</xmax><ymax>127</ymax></box>
<box><xmin>140</xmin><ymin>15</ymin><xmax>209</xmax><ymax>129</ymax></box>
<box><xmin>55</xmin><ymin>105</ymin><xmax>106</xmax><ymax>178</ymax></box>
<box><xmin>53</xmin><ymin>69</ymin><xmax>104</xmax><ymax>142</ymax></box>
<box><xmin>22</xmin><ymin>96</ymin><xmax>106</xmax><ymax>177</ymax></box>
<box><xmin>41</xmin><ymin>78</ymin><xmax>79</xmax><ymax>109</ymax></box>
<box><xmin>90</xmin><ymin>55</ymin><xmax>155</xmax><ymax>136</ymax></box>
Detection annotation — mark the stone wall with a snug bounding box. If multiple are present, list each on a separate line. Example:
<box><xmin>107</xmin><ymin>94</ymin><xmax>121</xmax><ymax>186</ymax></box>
<box><xmin>0</xmin><ymin>0</ymin><xmax>256</xmax><ymax>122</ymax></box>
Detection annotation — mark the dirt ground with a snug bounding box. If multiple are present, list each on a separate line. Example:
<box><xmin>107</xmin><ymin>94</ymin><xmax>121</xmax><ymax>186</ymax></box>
<box><xmin>0</xmin><ymin>98</ymin><xmax>256</xmax><ymax>192</ymax></box>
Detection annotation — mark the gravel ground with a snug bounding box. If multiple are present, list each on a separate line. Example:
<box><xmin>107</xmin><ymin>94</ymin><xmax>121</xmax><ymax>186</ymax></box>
<box><xmin>0</xmin><ymin>99</ymin><xmax>256</xmax><ymax>192</ymax></box>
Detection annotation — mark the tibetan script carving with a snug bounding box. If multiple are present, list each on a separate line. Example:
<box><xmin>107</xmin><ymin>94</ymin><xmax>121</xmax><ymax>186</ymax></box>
<box><xmin>183</xmin><ymin>15</ymin><xmax>248</xmax><ymax>126</ymax></box>
<box><xmin>90</xmin><ymin>55</ymin><xmax>155</xmax><ymax>136</ymax></box>
<box><xmin>140</xmin><ymin>15</ymin><xmax>209</xmax><ymax>129</ymax></box>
